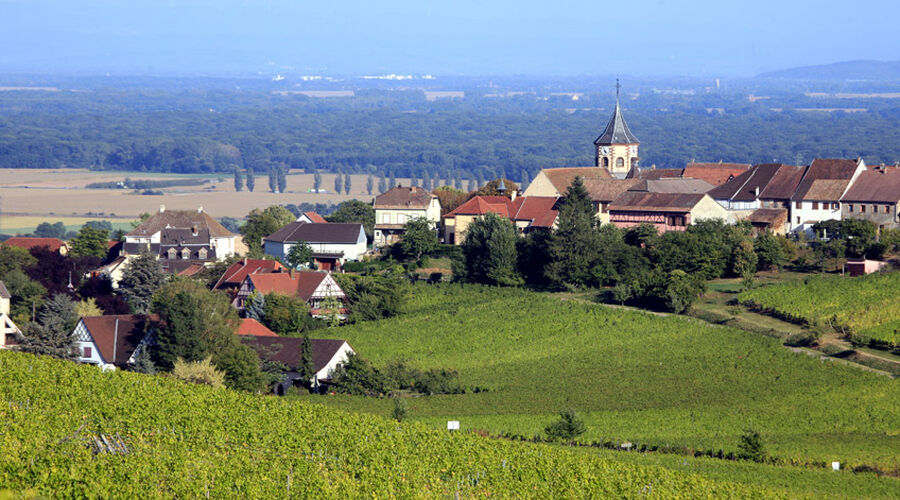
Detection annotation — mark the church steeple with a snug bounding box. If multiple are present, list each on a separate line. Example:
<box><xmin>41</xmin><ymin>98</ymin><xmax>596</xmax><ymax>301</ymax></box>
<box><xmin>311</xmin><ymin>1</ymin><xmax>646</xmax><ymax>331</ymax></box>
<box><xmin>594</xmin><ymin>79</ymin><xmax>640</xmax><ymax>178</ymax></box>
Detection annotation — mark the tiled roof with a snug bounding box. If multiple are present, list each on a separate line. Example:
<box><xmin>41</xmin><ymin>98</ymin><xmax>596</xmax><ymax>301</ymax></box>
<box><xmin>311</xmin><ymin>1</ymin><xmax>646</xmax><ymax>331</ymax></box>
<box><xmin>791</xmin><ymin>158</ymin><xmax>861</xmax><ymax>201</ymax></box>
<box><xmin>682</xmin><ymin>162</ymin><xmax>752</xmax><ymax>186</ymax></box>
<box><xmin>842</xmin><ymin>169</ymin><xmax>900</xmax><ymax>203</ymax></box>
<box><xmin>374</xmin><ymin>186</ymin><xmax>437</xmax><ymax>209</ymax></box>
<box><xmin>265</xmin><ymin>222</ymin><xmax>363</xmax><ymax>244</ymax></box>
<box><xmin>511</xmin><ymin>197</ymin><xmax>559</xmax><ymax>227</ymax></box>
<box><xmin>236</xmin><ymin>318</ymin><xmax>278</xmax><ymax>337</ymax></box>
<box><xmin>583</xmin><ymin>178</ymin><xmax>641</xmax><ymax>202</ymax></box>
<box><xmin>0</xmin><ymin>280</ymin><xmax>10</xmax><ymax>299</ymax></box>
<box><xmin>708</xmin><ymin>163</ymin><xmax>784</xmax><ymax>202</ymax></box>
<box><xmin>593</xmin><ymin>100</ymin><xmax>640</xmax><ymax>145</ymax></box>
<box><xmin>629</xmin><ymin>178</ymin><xmax>714</xmax><ymax>194</ymax></box>
<box><xmin>302</xmin><ymin>212</ymin><xmax>328</xmax><ymax>223</ymax></box>
<box><xmin>539</xmin><ymin>167</ymin><xmax>612</xmax><ymax>194</ymax></box>
<box><xmin>241</xmin><ymin>336</ymin><xmax>350</xmax><ymax>373</ymax></box>
<box><xmin>746</xmin><ymin>208</ymin><xmax>788</xmax><ymax>225</ymax></box>
<box><xmin>3</xmin><ymin>237</ymin><xmax>66</xmax><ymax>252</ymax></box>
<box><xmin>81</xmin><ymin>314</ymin><xmax>156</xmax><ymax>366</ymax></box>
<box><xmin>248</xmin><ymin>271</ymin><xmax>332</xmax><ymax>301</ymax></box>
<box><xmin>176</xmin><ymin>263</ymin><xmax>206</xmax><ymax>277</ymax></box>
<box><xmin>609</xmin><ymin>192</ymin><xmax>706</xmax><ymax>213</ymax></box>
<box><xmin>758</xmin><ymin>165</ymin><xmax>807</xmax><ymax>200</ymax></box>
<box><xmin>126</xmin><ymin>209</ymin><xmax>233</xmax><ymax>238</ymax></box>
<box><xmin>444</xmin><ymin>196</ymin><xmax>514</xmax><ymax>218</ymax></box>
<box><xmin>801</xmin><ymin>179</ymin><xmax>851</xmax><ymax>202</ymax></box>
<box><xmin>214</xmin><ymin>258</ymin><xmax>287</xmax><ymax>289</ymax></box>
<box><xmin>626</xmin><ymin>167</ymin><xmax>684</xmax><ymax>180</ymax></box>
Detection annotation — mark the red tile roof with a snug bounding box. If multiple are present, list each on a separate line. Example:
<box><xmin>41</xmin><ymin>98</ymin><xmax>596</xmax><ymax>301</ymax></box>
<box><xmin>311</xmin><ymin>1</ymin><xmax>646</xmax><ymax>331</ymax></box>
<box><xmin>236</xmin><ymin>318</ymin><xmax>279</xmax><ymax>337</ymax></box>
<box><xmin>248</xmin><ymin>271</ymin><xmax>332</xmax><ymax>301</ymax></box>
<box><xmin>539</xmin><ymin>167</ymin><xmax>612</xmax><ymax>194</ymax></box>
<box><xmin>81</xmin><ymin>314</ymin><xmax>157</xmax><ymax>366</ymax></box>
<box><xmin>302</xmin><ymin>212</ymin><xmax>328</xmax><ymax>223</ymax></box>
<box><xmin>445</xmin><ymin>196</ymin><xmax>515</xmax><ymax>218</ymax></box>
<box><xmin>176</xmin><ymin>263</ymin><xmax>206</xmax><ymax>277</ymax></box>
<box><xmin>583</xmin><ymin>178</ymin><xmax>642</xmax><ymax>201</ymax></box>
<box><xmin>682</xmin><ymin>162</ymin><xmax>752</xmax><ymax>186</ymax></box>
<box><xmin>214</xmin><ymin>258</ymin><xmax>288</xmax><ymax>290</ymax></box>
<box><xmin>3</xmin><ymin>237</ymin><xmax>66</xmax><ymax>253</ymax></box>
<box><xmin>511</xmin><ymin>196</ymin><xmax>559</xmax><ymax>227</ymax></box>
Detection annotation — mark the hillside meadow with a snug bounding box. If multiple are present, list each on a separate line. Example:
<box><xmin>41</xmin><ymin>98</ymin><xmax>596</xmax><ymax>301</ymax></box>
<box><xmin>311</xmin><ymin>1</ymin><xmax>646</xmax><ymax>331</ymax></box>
<box><xmin>0</xmin><ymin>350</ymin><xmax>777</xmax><ymax>498</ymax></box>
<box><xmin>309</xmin><ymin>284</ymin><xmax>900</xmax><ymax>472</ymax></box>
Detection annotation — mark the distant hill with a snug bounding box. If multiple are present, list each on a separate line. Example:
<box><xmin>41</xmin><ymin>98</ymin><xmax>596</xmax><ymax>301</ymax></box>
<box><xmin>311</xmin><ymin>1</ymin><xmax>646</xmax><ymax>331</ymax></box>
<box><xmin>759</xmin><ymin>60</ymin><xmax>900</xmax><ymax>80</ymax></box>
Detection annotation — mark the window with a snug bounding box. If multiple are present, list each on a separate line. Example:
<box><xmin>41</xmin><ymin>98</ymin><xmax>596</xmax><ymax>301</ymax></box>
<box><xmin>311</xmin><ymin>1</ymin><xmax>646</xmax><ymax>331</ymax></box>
<box><xmin>398</xmin><ymin>214</ymin><xmax>407</xmax><ymax>224</ymax></box>
<box><xmin>796</xmin><ymin>216</ymin><xmax>800</xmax><ymax>224</ymax></box>
<box><xmin>833</xmin><ymin>203</ymin><xmax>839</xmax><ymax>210</ymax></box>
<box><xmin>601</xmin><ymin>157</ymin><xmax>609</xmax><ymax>168</ymax></box>
<box><xmin>382</xmin><ymin>213</ymin><xmax>390</xmax><ymax>223</ymax></box>
<box><xmin>848</xmin><ymin>204</ymin><xmax>854</xmax><ymax>212</ymax></box>
<box><xmin>615</xmin><ymin>157</ymin><xmax>625</xmax><ymax>168</ymax></box>
<box><xmin>886</xmin><ymin>205</ymin><xmax>892</xmax><ymax>214</ymax></box>
<box><xmin>198</xmin><ymin>248</ymin><xmax>208</xmax><ymax>260</ymax></box>
<box><xmin>601</xmin><ymin>203</ymin><xmax>609</xmax><ymax>214</ymax></box>
<box><xmin>181</xmin><ymin>248</ymin><xmax>190</xmax><ymax>259</ymax></box>
<box><xmin>861</xmin><ymin>205</ymin><xmax>866</xmax><ymax>213</ymax></box>
<box><xmin>812</xmin><ymin>202</ymin><xmax>819</xmax><ymax>210</ymax></box>
<box><xmin>795</xmin><ymin>201</ymin><xmax>802</xmax><ymax>209</ymax></box>
<box><xmin>167</xmin><ymin>248</ymin><xmax>177</xmax><ymax>259</ymax></box>
<box><xmin>83</xmin><ymin>346</ymin><xmax>92</xmax><ymax>358</ymax></box>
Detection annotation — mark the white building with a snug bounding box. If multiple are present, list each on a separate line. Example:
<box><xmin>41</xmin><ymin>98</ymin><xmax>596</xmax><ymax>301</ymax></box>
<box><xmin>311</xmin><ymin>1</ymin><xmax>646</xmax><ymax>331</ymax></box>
<box><xmin>373</xmin><ymin>186</ymin><xmax>441</xmax><ymax>247</ymax></box>
<box><xmin>264</xmin><ymin>222</ymin><xmax>366</xmax><ymax>271</ymax></box>
<box><xmin>0</xmin><ymin>280</ymin><xmax>21</xmax><ymax>349</ymax></box>
<box><xmin>73</xmin><ymin>315</ymin><xmax>155</xmax><ymax>371</ymax></box>
<box><xmin>789</xmin><ymin>158</ymin><xmax>866</xmax><ymax>233</ymax></box>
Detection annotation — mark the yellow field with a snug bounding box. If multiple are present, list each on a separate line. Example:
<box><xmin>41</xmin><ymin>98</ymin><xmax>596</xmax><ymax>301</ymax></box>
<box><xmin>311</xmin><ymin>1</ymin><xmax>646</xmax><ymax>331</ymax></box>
<box><xmin>0</xmin><ymin>169</ymin><xmax>405</xmax><ymax>222</ymax></box>
<box><xmin>0</xmin><ymin>215</ymin><xmax>134</xmax><ymax>235</ymax></box>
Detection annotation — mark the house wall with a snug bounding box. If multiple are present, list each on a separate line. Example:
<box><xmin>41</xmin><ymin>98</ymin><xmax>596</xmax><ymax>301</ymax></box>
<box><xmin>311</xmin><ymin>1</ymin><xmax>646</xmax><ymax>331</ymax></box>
<box><xmin>444</xmin><ymin>214</ymin><xmax>482</xmax><ymax>245</ymax></box>
<box><xmin>523</xmin><ymin>172</ymin><xmax>560</xmax><ymax>197</ymax></box>
<box><xmin>211</xmin><ymin>236</ymin><xmax>236</xmax><ymax>260</ymax></box>
<box><xmin>842</xmin><ymin>202</ymin><xmax>898</xmax><ymax>229</ymax></box>
<box><xmin>265</xmin><ymin>237</ymin><xmax>366</xmax><ymax>263</ymax></box>
<box><xmin>609</xmin><ymin>212</ymin><xmax>690</xmax><ymax>233</ymax></box>
<box><xmin>597</xmin><ymin>144</ymin><xmax>638</xmax><ymax>178</ymax></box>
<box><xmin>690</xmin><ymin>195</ymin><xmax>730</xmax><ymax>223</ymax></box>
<box><xmin>791</xmin><ymin>200</ymin><xmax>842</xmax><ymax>232</ymax></box>
<box><xmin>73</xmin><ymin>320</ymin><xmax>106</xmax><ymax>365</ymax></box>
<box><xmin>314</xmin><ymin>342</ymin><xmax>356</xmax><ymax>382</ymax></box>
<box><xmin>0</xmin><ymin>296</ymin><xmax>8</xmax><ymax>317</ymax></box>
<box><xmin>0</xmin><ymin>307</ymin><xmax>19</xmax><ymax>349</ymax></box>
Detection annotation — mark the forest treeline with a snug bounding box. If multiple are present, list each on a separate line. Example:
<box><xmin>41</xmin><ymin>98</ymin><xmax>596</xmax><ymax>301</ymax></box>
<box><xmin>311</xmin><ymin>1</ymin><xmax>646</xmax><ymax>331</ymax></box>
<box><xmin>2</xmin><ymin>89</ymin><xmax>900</xmax><ymax>182</ymax></box>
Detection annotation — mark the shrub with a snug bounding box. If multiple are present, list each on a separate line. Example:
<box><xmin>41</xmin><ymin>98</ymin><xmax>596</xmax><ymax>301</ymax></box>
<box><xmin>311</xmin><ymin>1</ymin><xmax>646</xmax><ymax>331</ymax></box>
<box><xmin>172</xmin><ymin>357</ymin><xmax>226</xmax><ymax>389</ymax></box>
<box><xmin>737</xmin><ymin>429</ymin><xmax>766</xmax><ymax>462</ymax></box>
<box><xmin>544</xmin><ymin>408</ymin><xmax>587</xmax><ymax>441</ymax></box>
<box><xmin>391</xmin><ymin>398</ymin><xmax>408</xmax><ymax>422</ymax></box>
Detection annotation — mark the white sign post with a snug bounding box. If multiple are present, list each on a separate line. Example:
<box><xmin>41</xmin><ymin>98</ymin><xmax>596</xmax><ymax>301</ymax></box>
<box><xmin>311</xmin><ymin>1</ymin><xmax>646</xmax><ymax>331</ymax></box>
<box><xmin>447</xmin><ymin>420</ymin><xmax>460</xmax><ymax>431</ymax></box>
<box><xmin>832</xmin><ymin>462</ymin><xmax>840</xmax><ymax>471</ymax></box>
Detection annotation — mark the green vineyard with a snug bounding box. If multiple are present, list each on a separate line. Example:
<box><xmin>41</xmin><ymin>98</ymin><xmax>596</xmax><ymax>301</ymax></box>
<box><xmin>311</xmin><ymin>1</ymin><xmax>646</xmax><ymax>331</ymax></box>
<box><xmin>310</xmin><ymin>284</ymin><xmax>900</xmax><ymax>472</ymax></box>
<box><xmin>0</xmin><ymin>350</ymin><xmax>777</xmax><ymax>498</ymax></box>
<box><xmin>739</xmin><ymin>273</ymin><xmax>900</xmax><ymax>348</ymax></box>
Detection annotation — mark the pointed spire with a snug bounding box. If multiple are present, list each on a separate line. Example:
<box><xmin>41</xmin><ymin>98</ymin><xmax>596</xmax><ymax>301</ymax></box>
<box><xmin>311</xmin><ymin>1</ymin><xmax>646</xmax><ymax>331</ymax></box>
<box><xmin>594</xmin><ymin>80</ymin><xmax>639</xmax><ymax>146</ymax></box>
<box><xmin>497</xmin><ymin>179</ymin><xmax>507</xmax><ymax>193</ymax></box>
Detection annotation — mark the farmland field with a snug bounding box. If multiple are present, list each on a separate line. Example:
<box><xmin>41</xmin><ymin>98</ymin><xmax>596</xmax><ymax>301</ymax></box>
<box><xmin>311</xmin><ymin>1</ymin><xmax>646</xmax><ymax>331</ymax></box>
<box><xmin>0</xmin><ymin>169</ymin><xmax>400</xmax><ymax>224</ymax></box>
<box><xmin>739</xmin><ymin>273</ymin><xmax>900</xmax><ymax>349</ymax></box>
<box><xmin>0</xmin><ymin>350</ymin><xmax>778</xmax><ymax>498</ymax></box>
<box><xmin>309</xmin><ymin>284</ymin><xmax>900</xmax><ymax>471</ymax></box>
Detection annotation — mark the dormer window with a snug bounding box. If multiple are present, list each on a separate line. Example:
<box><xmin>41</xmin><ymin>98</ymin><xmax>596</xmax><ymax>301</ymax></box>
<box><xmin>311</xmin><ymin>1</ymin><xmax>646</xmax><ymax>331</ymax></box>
<box><xmin>167</xmin><ymin>248</ymin><xmax>177</xmax><ymax>259</ymax></box>
<box><xmin>181</xmin><ymin>248</ymin><xmax>190</xmax><ymax>259</ymax></box>
<box><xmin>198</xmin><ymin>248</ymin><xmax>208</xmax><ymax>260</ymax></box>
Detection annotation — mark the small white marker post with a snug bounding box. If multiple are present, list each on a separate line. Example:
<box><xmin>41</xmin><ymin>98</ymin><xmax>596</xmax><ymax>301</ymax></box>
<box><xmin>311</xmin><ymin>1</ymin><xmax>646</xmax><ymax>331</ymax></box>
<box><xmin>832</xmin><ymin>462</ymin><xmax>840</xmax><ymax>471</ymax></box>
<box><xmin>447</xmin><ymin>420</ymin><xmax>460</xmax><ymax>431</ymax></box>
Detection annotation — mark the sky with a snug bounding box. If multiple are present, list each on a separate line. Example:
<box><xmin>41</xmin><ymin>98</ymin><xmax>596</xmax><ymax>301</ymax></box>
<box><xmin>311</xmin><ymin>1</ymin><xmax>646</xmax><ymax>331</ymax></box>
<box><xmin>1</xmin><ymin>0</ymin><xmax>898</xmax><ymax>77</ymax></box>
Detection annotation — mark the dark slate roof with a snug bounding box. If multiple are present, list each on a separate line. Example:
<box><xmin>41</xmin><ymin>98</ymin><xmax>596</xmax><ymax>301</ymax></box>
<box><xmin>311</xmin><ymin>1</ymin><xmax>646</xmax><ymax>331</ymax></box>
<box><xmin>842</xmin><ymin>169</ymin><xmax>900</xmax><ymax>203</ymax></box>
<box><xmin>791</xmin><ymin>159</ymin><xmax>861</xmax><ymax>201</ymax></box>
<box><xmin>608</xmin><ymin>192</ymin><xmax>706</xmax><ymax>213</ymax></box>
<box><xmin>81</xmin><ymin>314</ymin><xmax>156</xmax><ymax>366</ymax></box>
<box><xmin>265</xmin><ymin>222</ymin><xmax>363</xmax><ymax>244</ymax></box>
<box><xmin>126</xmin><ymin>209</ymin><xmax>233</xmax><ymax>238</ymax></box>
<box><xmin>374</xmin><ymin>186</ymin><xmax>436</xmax><ymax>209</ymax></box>
<box><xmin>758</xmin><ymin>165</ymin><xmax>807</xmax><ymax>200</ymax></box>
<box><xmin>594</xmin><ymin>100</ymin><xmax>639</xmax><ymax>145</ymax></box>
<box><xmin>626</xmin><ymin>167</ymin><xmax>684</xmax><ymax>180</ymax></box>
<box><xmin>708</xmin><ymin>163</ymin><xmax>783</xmax><ymax>202</ymax></box>
<box><xmin>160</xmin><ymin>228</ymin><xmax>212</xmax><ymax>246</ymax></box>
<box><xmin>0</xmin><ymin>280</ymin><xmax>10</xmax><ymax>299</ymax></box>
<box><xmin>241</xmin><ymin>336</ymin><xmax>350</xmax><ymax>373</ymax></box>
<box><xmin>628</xmin><ymin>178</ymin><xmax>714</xmax><ymax>194</ymax></box>
<box><xmin>159</xmin><ymin>245</ymin><xmax>216</xmax><ymax>261</ymax></box>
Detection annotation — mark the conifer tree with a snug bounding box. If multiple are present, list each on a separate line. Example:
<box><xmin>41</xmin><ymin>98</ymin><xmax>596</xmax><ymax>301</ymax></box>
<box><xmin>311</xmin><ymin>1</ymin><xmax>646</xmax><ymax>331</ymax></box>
<box><xmin>313</xmin><ymin>171</ymin><xmax>322</xmax><ymax>192</ymax></box>
<box><xmin>545</xmin><ymin>176</ymin><xmax>602</xmax><ymax>288</ymax></box>
<box><xmin>423</xmin><ymin>171</ymin><xmax>432</xmax><ymax>191</ymax></box>
<box><xmin>18</xmin><ymin>293</ymin><xmax>79</xmax><ymax>360</ymax></box>
<box><xmin>366</xmin><ymin>175</ymin><xmax>374</xmax><ymax>195</ymax></box>
<box><xmin>343</xmin><ymin>173</ymin><xmax>351</xmax><ymax>194</ymax></box>
<box><xmin>118</xmin><ymin>252</ymin><xmax>168</xmax><ymax>314</ymax></box>
<box><xmin>378</xmin><ymin>174</ymin><xmax>387</xmax><ymax>193</ymax></box>
<box><xmin>233</xmin><ymin>167</ymin><xmax>243</xmax><ymax>192</ymax></box>
<box><xmin>276</xmin><ymin>167</ymin><xmax>287</xmax><ymax>193</ymax></box>
<box><xmin>298</xmin><ymin>335</ymin><xmax>314</xmax><ymax>388</ymax></box>
<box><xmin>389</xmin><ymin>170</ymin><xmax>396</xmax><ymax>189</ymax></box>
<box><xmin>244</xmin><ymin>291</ymin><xmax>266</xmax><ymax>321</ymax></box>
<box><xmin>246</xmin><ymin>167</ymin><xmax>255</xmax><ymax>192</ymax></box>
<box><xmin>267</xmin><ymin>168</ymin><xmax>277</xmax><ymax>193</ymax></box>
<box><xmin>334</xmin><ymin>173</ymin><xmax>342</xmax><ymax>193</ymax></box>
<box><xmin>467</xmin><ymin>178</ymin><xmax>476</xmax><ymax>192</ymax></box>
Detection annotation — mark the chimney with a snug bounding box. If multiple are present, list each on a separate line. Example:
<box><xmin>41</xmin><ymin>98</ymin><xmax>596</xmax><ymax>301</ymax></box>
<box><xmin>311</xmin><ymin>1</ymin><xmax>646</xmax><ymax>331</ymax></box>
<box><xmin>197</xmin><ymin>206</ymin><xmax>203</xmax><ymax>213</ymax></box>
<box><xmin>754</xmin><ymin>186</ymin><xmax>760</xmax><ymax>196</ymax></box>
<box><xmin>510</xmin><ymin>190</ymin><xmax>518</xmax><ymax>202</ymax></box>
<box><xmin>112</xmin><ymin>317</ymin><xmax>119</xmax><ymax>364</ymax></box>
<box><xmin>159</xmin><ymin>204</ymin><xmax>166</xmax><ymax>213</ymax></box>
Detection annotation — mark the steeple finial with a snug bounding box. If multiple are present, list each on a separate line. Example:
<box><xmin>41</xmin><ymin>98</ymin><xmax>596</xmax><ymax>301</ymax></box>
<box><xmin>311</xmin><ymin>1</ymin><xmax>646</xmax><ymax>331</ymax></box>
<box><xmin>616</xmin><ymin>78</ymin><xmax>620</xmax><ymax>103</ymax></box>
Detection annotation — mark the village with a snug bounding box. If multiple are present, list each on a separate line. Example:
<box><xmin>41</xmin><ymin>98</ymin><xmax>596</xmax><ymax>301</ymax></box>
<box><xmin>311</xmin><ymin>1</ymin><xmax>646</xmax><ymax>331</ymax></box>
<box><xmin>2</xmin><ymin>92</ymin><xmax>898</xmax><ymax>396</ymax></box>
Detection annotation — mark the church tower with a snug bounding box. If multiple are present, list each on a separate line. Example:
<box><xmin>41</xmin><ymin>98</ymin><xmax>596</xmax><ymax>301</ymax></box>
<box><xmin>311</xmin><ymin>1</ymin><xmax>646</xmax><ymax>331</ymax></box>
<box><xmin>594</xmin><ymin>81</ymin><xmax>639</xmax><ymax>179</ymax></box>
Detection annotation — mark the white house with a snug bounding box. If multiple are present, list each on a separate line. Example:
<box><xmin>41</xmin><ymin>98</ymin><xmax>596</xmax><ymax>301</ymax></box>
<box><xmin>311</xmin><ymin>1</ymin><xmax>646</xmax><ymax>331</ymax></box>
<box><xmin>234</xmin><ymin>270</ymin><xmax>348</xmax><ymax>319</ymax></box>
<box><xmin>373</xmin><ymin>185</ymin><xmax>441</xmax><ymax>247</ymax></box>
<box><xmin>241</xmin><ymin>336</ymin><xmax>355</xmax><ymax>395</ymax></box>
<box><xmin>264</xmin><ymin>222</ymin><xmax>366</xmax><ymax>271</ymax></box>
<box><xmin>0</xmin><ymin>280</ymin><xmax>21</xmax><ymax>349</ymax></box>
<box><xmin>790</xmin><ymin>158</ymin><xmax>866</xmax><ymax>233</ymax></box>
<box><xmin>73</xmin><ymin>315</ymin><xmax>156</xmax><ymax>370</ymax></box>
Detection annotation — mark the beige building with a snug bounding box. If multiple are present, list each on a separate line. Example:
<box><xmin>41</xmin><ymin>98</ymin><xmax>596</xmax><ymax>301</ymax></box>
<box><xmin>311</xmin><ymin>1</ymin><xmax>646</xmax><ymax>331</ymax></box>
<box><xmin>373</xmin><ymin>186</ymin><xmax>441</xmax><ymax>247</ymax></box>
<box><xmin>608</xmin><ymin>192</ymin><xmax>728</xmax><ymax>233</ymax></box>
<box><xmin>594</xmin><ymin>85</ymin><xmax>640</xmax><ymax>178</ymax></box>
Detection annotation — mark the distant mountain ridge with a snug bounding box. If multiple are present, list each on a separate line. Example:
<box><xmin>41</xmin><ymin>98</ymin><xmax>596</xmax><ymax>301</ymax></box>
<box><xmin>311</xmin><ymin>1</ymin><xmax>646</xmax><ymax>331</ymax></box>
<box><xmin>759</xmin><ymin>60</ymin><xmax>900</xmax><ymax>80</ymax></box>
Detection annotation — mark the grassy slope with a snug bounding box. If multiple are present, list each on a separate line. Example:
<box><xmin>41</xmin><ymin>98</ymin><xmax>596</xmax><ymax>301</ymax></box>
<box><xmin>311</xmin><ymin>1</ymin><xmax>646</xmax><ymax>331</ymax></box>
<box><xmin>310</xmin><ymin>284</ymin><xmax>900</xmax><ymax>472</ymax></box>
<box><xmin>0</xmin><ymin>351</ymin><xmax>773</xmax><ymax>499</ymax></box>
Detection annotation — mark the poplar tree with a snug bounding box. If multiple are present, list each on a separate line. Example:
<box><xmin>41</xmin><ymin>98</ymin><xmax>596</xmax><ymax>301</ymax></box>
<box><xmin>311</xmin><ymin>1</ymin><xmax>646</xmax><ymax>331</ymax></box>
<box><xmin>334</xmin><ymin>173</ymin><xmax>342</xmax><ymax>193</ymax></box>
<box><xmin>233</xmin><ymin>167</ymin><xmax>243</xmax><ymax>192</ymax></box>
<box><xmin>267</xmin><ymin>168</ymin><xmax>277</xmax><ymax>193</ymax></box>
<box><xmin>366</xmin><ymin>175</ymin><xmax>374</xmax><ymax>195</ymax></box>
<box><xmin>276</xmin><ymin>167</ymin><xmax>287</xmax><ymax>193</ymax></box>
<box><xmin>313</xmin><ymin>172</ymin><xmax>322</xmax><ymax>192</ymax></box>
<box><xmin>246</xmin><ymin>167</ymin><xmax>255</xmax><ymax>192</ymax></box>
<box><xmin>343</xmin><ymin>173</ymin><xmax>351</xmax><ymax>194</ymax></box>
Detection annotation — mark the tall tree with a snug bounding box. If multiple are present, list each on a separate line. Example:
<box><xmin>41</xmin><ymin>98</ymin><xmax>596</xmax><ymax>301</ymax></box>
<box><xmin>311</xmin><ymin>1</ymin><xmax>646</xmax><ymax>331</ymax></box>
<box><xmin>153</xmin><ymin>290</ymin><xmax>206</xmax><ymax>369</ymax></box>
<box><xmin>117</xmin><ymin>252</ymin><xmax>168</xmax><ymax>314</ymax></box>
<box><xmin>343</xmin><ymin>173</ymin><xmax>351</xmax><ymax>195</ymax></box>
<box><xmin>233</xmin><ymin>167</ymin><xmax>243</xmax><ymax>192</ymax></box>
<box><xmin>18</xmin><ymin>293</ymin><xmax>79</xmax><ymax>360</ymax></box>
<box><xmin>267</xmin><ymin>168</ymin><xmax>277</xmax><ymax>193</ymax></box>
<box><xmin>399</xmin><ymin>217</ymin><xmax>438</xmax><ymax>261</ymax></box>
<box><xmin>334</xmin><ymin>173</ymin><xmax>342</xmax><ymax>194</ymax></box>
<box><xmin>313</xmin><ymin>171</ymin><xmax>322</xmax><ymax>192</ymax></box>
<box><xmin>459</xmin><ymin>213</ymin><xmax>522</xmax><ymax>286</ymax></box>
<box><xmin>366</xmin><ymin>174</ymin><xmax>374</xmax><ymax>195</ymax></box>
<box><xmin>423</xmin><ymin>171</ymin><xmax>432</xmax><ymax>191</ymax></box>
<box><xmin>545</xmin><ymin>176</ymin><xmax>602</xmax><ymax>288</ymax></box>
<box><xmin>378</xmin><ymin>174</ymin><xmax>387</xmax><ymax>194</ymax></box>
<box><xmin>286</xmin><ymin>242</ymin><xmax>313</xmax><ymax>269</ymax></box>
<box><xmin>246</xmin><ymin>166</ymin><xmax>255</xmax><ymax>192</ymax></box>
<box><xmin>454</xmin><ymin>174</ymin><xmax>463</xmax><ymax>190</ymax></box>
<box><xmin>239</xmin><ymin>205</ymin><xmax>295</xmax><ymax>257</ymax></box>
<box><xmin>34</xmin><ymin>221</ymin><xmax>66</xmax><ymax>239</ymax></box>
<box><xmin>327</xmin><ymin>200</ymin><xmax>376</xmax><ymax>243</ymax></box>
<box><xmin>68</xmin><ymin>224</ymin><xmax>110</xmax><ymax>259</ymax></box>
<box><xmin>520</xmin><ymin>169</ymin><xmax>530</xmax><ymax>188</ymax></box>
<box><xmin>388</xmin><ymin>170</ymin><xmax>396</xmax><ymax>189</ymax></box>
<box><xmin>276</xmin><ymin>166</ymin><xmax>287</xmax><ymax>193</ymax></box>
<box><xmin>467</xmin><ymin>178</ymin><xmax>475</xmax><ymax>192</ymax></box>
<box><xmin>298</xmin><ymin>335</ymin><xmax>314</xmax><ymax>388</ymax></box>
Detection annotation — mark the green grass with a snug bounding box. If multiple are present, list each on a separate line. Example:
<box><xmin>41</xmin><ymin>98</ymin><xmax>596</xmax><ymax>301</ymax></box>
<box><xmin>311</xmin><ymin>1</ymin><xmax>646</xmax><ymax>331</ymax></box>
<box><xmin>739</xmin><ymin>272</ymin><xmax>900</xmax><ymax>348</ymax></box>
<box><xmin>310</xmin><ymin>284</ymin><xmax>900</xmax><ymax>473</ymax></box>
<box><xmin>0</xmin><ymin>350</ymin><xmax>778</xmax><ymax>498</ymax></box>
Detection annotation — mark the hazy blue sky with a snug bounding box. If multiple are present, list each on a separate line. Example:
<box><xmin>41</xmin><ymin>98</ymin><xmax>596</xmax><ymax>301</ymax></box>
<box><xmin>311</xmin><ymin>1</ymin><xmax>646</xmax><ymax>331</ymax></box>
<box><xmin>1</xmin><ymin>0</ymin><xmax>897</xmax><ymax>76</ymax></box>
